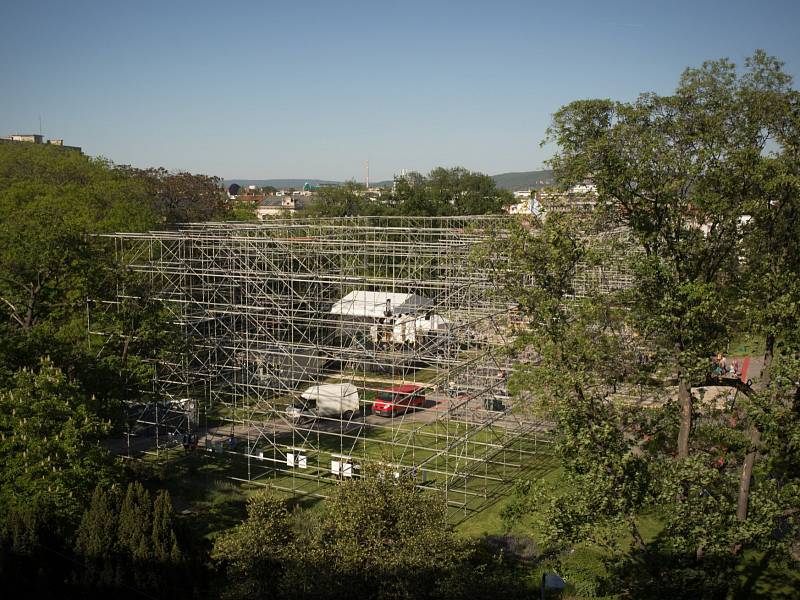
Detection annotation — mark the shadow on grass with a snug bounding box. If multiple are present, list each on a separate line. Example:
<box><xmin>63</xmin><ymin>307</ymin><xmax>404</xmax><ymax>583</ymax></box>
<box><xmin>599</xmin><ymin>540</ymin><xmax>800</xmax><ymax>600</ymax></box>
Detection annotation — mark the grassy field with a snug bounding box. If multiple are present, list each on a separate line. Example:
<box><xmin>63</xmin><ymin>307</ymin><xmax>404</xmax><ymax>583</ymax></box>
<box><xmin>134</xmin><ymin>426</ymin><xmax>559</xmax><ymax>540</ymax></box>
<box><xmin>135</xmin><ymin>442</ymin><xmax>704</xmax><ymax>598</ymax></box>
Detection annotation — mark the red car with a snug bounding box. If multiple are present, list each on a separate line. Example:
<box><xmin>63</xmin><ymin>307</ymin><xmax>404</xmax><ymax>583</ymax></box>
<box><xmin>372</xmin><ymin>384</ymin><xmax>425</xmax><ymax>417</ymax></box>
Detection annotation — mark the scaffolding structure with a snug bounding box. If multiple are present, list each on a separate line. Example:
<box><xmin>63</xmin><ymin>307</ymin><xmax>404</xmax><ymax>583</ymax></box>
<box><xmin>92</xmin><ymin>216</ymin><xmax>557</xmax><ymax>515</ymax></box>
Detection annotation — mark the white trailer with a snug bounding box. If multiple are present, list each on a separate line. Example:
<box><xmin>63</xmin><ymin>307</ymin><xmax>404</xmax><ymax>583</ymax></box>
<box><xmin>286</xmin><ymin>383</ymin><xmax>360</xmax><ymax>420</ymax></box>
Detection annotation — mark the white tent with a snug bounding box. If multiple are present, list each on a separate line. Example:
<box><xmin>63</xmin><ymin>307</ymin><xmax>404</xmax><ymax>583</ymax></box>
<box><xmin>370</xmin><ymin>313</ymin><xmax>451</xmax><ymax>344</ymax></box>
<box><xmin>330</xmin><ymin>291</ymin><xmax>432</xmax><ymax>318</ymax></box>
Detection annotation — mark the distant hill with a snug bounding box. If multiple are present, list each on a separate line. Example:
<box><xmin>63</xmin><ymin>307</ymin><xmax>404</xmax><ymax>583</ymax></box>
<box><xmin>224</xmin><ymin>170</ymin><xmax>554</xmax><ymax>192</ymax></box>
<box><xmin>491</xmin><ymin>170</ymin><xmax>554</xmax><ymax>191</ymax></box>
<box><xmin>223</xmin><ymin>178</ymin><xmax>339</xmax><ymax>190</ymax></box>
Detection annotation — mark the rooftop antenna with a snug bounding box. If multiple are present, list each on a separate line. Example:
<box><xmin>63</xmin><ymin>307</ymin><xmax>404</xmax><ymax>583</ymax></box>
<box><xmin>39</xmin><ymin>115</ymin><xmax>42</xmax><ymax>137</ymax></box>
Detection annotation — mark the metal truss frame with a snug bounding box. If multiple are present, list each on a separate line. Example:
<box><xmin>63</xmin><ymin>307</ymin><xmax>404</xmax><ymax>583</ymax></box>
<box><xmin>91</xmin><ymin>216</ymin><xmax>554</xmax><ymax>515</ymax></box>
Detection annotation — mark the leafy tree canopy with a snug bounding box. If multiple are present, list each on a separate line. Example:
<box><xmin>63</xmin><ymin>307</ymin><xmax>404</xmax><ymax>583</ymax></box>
<box><xmin>305</xmin><ymin>167</ymin><xmax>512</xmax><ymax>217</ymax></box>
<box><xmin>0</xmin><ymin>359</ymin><xmax>117</xmax><ymax>532</ymax></box>
<box><xmin>481</xmin><ymin>50</ymin><xmax>800</xmax><ymax>597</ymax></box>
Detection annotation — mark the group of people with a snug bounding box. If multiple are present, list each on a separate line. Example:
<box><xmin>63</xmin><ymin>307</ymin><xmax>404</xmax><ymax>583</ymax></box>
<box><xmin>712</xmin><ymin>353</ymin><xmax>740</xmax><ymax>378</ymax></box>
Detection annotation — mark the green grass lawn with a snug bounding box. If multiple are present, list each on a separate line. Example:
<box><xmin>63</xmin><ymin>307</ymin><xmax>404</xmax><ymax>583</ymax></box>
<box><xmin>133</xmin><ymin>442</ymin><xmax>698</xmax><ymax>599</ymax></box>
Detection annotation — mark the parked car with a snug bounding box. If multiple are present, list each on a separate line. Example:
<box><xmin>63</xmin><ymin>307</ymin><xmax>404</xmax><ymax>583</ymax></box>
<box><xmin>372</xmin><ymin>384</ymin><xmax>425</xmax><ymax>417</ymax></box>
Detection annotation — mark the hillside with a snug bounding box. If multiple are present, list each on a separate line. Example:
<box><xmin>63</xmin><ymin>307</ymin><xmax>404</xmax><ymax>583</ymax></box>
<box><xmin>223</xmin><ymin>178</ymin><xmax>339</xmax><ymax>189</ymax></box>
<box><xmin>491</xmin><ymin>170</ymin><xmax>554</xmax><ymax>191</ymax></box>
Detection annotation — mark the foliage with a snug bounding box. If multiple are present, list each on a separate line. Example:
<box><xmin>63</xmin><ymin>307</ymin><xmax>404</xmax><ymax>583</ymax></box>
<box><xmin>287</xmin><ymin>473</ymin><xmax>467</xmax><ymax>600</ymax></box>
<box><xmin>212</xmin><ymin>477</ymin><xmax>537</xmax><ymax>600</ymax></box>
<box><xmin>393</xmin><ymin>166</ymin><xmax>512</xmax><ymax>216</ymax></box>
<box><xmin>306</xmin><ymin>167</ymin><xmax>512</xmax><ymax>217</ymax></box>
<box><xmin>482</xmin><ymin>51</ymin><xmax>800</xmax><ymax>597</ymax></box>
<box><xmin>117</xmin><ymin>165</ymin><xmax>227</xmax><ymax>222</ymax></box>
<box><xmin>0</xmin><ymin>141</ymin><xmax>166</xmax><ymax>409</ymax></box>
<box><xmin>211</xmin><ymin>487</ymin><xmax>294</xmax><ymax>599</ymax></box>
<box><xmin>306</xmin><ymin>180</ymin><xmax>387</xmax><ymax>217</ymax></box>
<box><xmin>0</xmin><ymin>143</ymin><xmax>155</xmax><ymax>338</ymax></box>
<box><xmin>73</xmin><ymin>482</ymin><xmax>186</xmax><ymax>595</ymax></box>
<box><xmin>75</xmin><ymin>485</ymin><xmax>120</xmax><ymax>588</ymax></box>
<box><xmin>0</xmin><ymin>359</ymin><xmax>117</xmax><ymax>532</ymax></box>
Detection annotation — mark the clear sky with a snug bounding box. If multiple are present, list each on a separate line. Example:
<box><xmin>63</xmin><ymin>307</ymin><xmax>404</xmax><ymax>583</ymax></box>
<box><xmin>2</xmin><ymin>0</ymin><xmax>799</xmax><ymax>181</ymax></box>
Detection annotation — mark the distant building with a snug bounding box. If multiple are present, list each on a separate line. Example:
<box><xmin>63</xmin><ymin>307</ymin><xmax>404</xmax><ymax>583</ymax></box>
<box><xmin>4</xmin><ymin>134</ymin><xmax>44</xmax><ymax>144</ymax></box>
<box><xmin>255</xmin><ymin>195</ymin><xmax>312</xmax><ymax>220</ymax></box>
<box><xmin>536</xmin><ymin>184</ymin><xmax>598</xmax><ymax>215</ymax></box>
<box><xmin>506</xmin><ymin>198</ymin><xmax>533</xmax><ymax>215</ymax></box>
<box><xmin>1</xmin><ymin>133</ymin><xmax>81</xmax><ymax>153</ymax></box>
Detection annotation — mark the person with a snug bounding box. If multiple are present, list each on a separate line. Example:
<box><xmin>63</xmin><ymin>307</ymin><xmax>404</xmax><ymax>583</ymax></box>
<box><xmin>712</xmin><ymin>353</ymin><xmax>723</xmax><ymax>376</ymax></box>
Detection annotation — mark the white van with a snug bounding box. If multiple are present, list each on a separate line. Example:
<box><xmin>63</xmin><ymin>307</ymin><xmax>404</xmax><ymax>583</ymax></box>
<box><xmin>286</xmin><ymin>383</ymin><xmax>360</xmax><ymax>420</ymax></box>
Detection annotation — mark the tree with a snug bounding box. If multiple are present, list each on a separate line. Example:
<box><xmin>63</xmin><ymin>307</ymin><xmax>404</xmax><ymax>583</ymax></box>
<box><xmin>119</xmin><ymin>166</ymin><xmax>227</xmax><ymax>222</ymax></box>
<box><xmin>0</xmin><ymin>141</ymin><xmax>161</xmax><ymax>416</ymax></box>
<box><xmin>305</xmin><ymin>181</ymin><xmax>381</xmax><ymax>217</ymax></box>
<box><xmin>151</xmin><ymin>489</ymin><xmax>181</xmax><ymax>563</ymax></box>
<box><xmin>304</xmin><ymin>168</ymin><xmax>512</xmax><ymax>217</ymax></box>
<box><xmin>117</xmin><ymin>481</ymin><xmax>152</xmax><ymax>562</ymax></box>
<box><xmin>286</xmin><ymin>473</ymin><xmax>468</xmax><ymax>600</ymax></box>
<box><xmin>486</xmin><ymin>51</ymin><xmax>800</xmax><ymax>596</ymax></box>
<box><xmin>393</xmin><ymin>167</ymin><xmax>512</xmax><ymax>216</ymax></box>
<box><xmin>0</xmin><ymin>359</ymin><xmax>117</xmax><ymax>531</ymax></box>
<box><xmin>732</xmin><ymin>65</ymin><xmax>800</xmax><ymax>520</ymax></box>
<box><xmin>211</xmin><ymin>487</ymin><xmax>294</xmax><ymax>599</ymax></box>
<box><xmin>545</xmin><ymin>52</ymin><xmax>794</xmax><ymax>462</ymax></box>
<box><xmin>75</xmin><ymin>484</ymin><xmax>120</xmax><ymax>588</ymax></box>
<box><xmin>478</xmin><ymin>214</ymin><xmax>656</xmax><ymax>557</ymax></box>
<box><xmin>0</xmin><ymin>144</ymin><xmax>155</xmax><ymax>334</ymax></box>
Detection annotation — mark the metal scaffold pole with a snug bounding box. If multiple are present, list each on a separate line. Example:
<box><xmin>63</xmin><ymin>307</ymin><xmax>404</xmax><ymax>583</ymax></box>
<box><xmin>92</xmin><ymin>216</ymin><xmax>572</xmax><ymax>517</ymax></box>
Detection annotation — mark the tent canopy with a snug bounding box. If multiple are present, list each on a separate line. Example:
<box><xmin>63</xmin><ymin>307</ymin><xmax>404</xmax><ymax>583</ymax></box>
<box><xmin>330</xmin><ymin>290</ymin><xmax>432</xmax><ymax>318</ymax></box>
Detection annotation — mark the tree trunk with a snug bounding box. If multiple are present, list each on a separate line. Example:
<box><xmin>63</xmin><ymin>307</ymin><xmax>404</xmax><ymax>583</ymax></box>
<box><xmin>736</xmin><ymin>334</ymin><xmax>773</xmax><ymax>521</ymax></box>
<box><xmin>736</xmin><ymin>427</ymin><xmax>761</xmax><ymax>521</ymax></box>
<box><xmin>677</xmin><ymin>375</ymin><xmax>692</xmax><ymax>459</ymax></box>
<box><xmin>628</xmin><ymin>518</ymin><xmax>647</xmax><ymax>552</ymax></box>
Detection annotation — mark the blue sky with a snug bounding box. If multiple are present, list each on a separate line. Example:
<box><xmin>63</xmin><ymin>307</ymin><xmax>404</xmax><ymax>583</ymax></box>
<box><xmin>2</xmin><ymin>0</ymin><xmax>799</xmax><ymax>181</ymax></box>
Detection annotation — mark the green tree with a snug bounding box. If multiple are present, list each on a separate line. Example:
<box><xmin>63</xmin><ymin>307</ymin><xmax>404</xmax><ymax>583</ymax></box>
<box><xmin>479</xmin><ymin>214</ymin><xmax>655</xmax><ymax>555</ymax></box>
<box><xmin>286</xmin><ymin>473</ymin><xmax>468</xmax><ymax>600</ymax></box>
<box><xmin>117</xmin><ymin>481</ymin><xmax>153</xmax><ymax>562</ymax></box>
<box><xmin>0</xmin><ymin>141</ymin><xmax>160</xmax><ymax>410</ymax></box>
<box><xmin>75</xmin><ymin>484</ymin><xmax>120</xmax><ymax>588</ymax></box>
<box><xmin>488</xmin><ymin>51</ymin><xmax>800</xmax><ymax>596</ymax></box>
<box><xmin>211</xmin><ymin>487</ymin><xmax>294</xmax><ymax>599</ymax></box>
<box><xmin>0</xmin><ymin>359</ymin><xmax>116</xmax><ymax>531</ymax></box>
<box><xmin>305</xmin><ymin>181</ymin><xmax>380</xmax><ymax>217</ymax></box>
<box><xmin>393</xmin><ymin>167</ymin><xmax>512</xmax><ymax>216</ymax></box>
<box><xmin>119</xmin><ymin>165</ymin><xmax>227</xmax><ymax>222</ymax></box>
<box><xmin>151</xmin><ymin>489</ymin><xmax>181</xmax><ymax>563</ymax></box>
<box><xmin>544</xmin><ymin>52</ymin><xmax>794</xmax><ymax>461</ymax></box>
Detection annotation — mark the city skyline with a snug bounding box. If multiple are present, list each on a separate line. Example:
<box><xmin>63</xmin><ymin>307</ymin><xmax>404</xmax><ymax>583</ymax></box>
<box><xmin>2</xmin><ymin>0</ymin><xmax>799</xmax><ymax>181</ymax></box>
